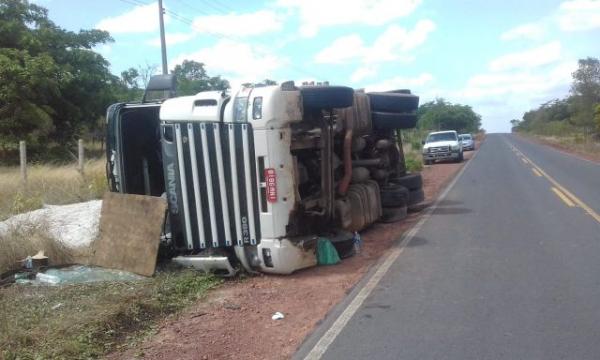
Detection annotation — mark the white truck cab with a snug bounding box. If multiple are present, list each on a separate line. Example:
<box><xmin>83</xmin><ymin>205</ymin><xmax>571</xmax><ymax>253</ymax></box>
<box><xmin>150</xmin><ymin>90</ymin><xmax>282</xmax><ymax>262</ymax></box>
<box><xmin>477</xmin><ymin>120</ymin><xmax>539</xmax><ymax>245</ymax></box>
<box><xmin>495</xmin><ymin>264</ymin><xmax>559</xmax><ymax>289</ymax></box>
<box><xmin>106</xmin><ymin>77</ymin><xmax>425</xmax><ymax>275</ymax></box>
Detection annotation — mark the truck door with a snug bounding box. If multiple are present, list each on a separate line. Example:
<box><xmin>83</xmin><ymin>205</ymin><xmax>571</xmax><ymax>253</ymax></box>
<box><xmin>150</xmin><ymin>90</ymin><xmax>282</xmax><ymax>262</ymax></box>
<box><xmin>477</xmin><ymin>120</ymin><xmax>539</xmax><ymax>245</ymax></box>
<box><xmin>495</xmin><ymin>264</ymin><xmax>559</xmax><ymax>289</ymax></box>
<box><xmin>106</xmin><ymin>103</ymin><xmax>125</xmax><ymax>193</ymax></box>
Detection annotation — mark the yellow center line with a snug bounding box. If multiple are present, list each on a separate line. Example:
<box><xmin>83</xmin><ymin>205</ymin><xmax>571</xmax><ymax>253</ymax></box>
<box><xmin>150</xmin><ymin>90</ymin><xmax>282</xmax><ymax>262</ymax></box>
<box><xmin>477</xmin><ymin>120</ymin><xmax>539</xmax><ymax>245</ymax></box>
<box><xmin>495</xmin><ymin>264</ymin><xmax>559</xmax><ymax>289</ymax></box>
<box><xmin>510</xmin><ymin>142</ymin><xmax>600</xmax><ymax>224</ymax></box>
<box><xmin>532</xmin><ymin>168</ymin><xmax>543</xmax><ymax>177</ymax></box>
<box><xmin>551</xmin><ymin>187</ymin><xmax>575</xmax><ymax>207</ymax></box>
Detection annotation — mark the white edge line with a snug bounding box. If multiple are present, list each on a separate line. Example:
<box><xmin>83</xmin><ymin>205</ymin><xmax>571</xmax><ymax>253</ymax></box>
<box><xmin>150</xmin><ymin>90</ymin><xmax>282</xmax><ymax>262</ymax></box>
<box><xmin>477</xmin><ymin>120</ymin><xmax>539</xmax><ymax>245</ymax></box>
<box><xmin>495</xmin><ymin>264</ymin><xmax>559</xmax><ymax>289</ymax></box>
<box><xmin>303</xmin><ymin>142</ymin><xmax>484</xmax><ymax>360</ymax></box>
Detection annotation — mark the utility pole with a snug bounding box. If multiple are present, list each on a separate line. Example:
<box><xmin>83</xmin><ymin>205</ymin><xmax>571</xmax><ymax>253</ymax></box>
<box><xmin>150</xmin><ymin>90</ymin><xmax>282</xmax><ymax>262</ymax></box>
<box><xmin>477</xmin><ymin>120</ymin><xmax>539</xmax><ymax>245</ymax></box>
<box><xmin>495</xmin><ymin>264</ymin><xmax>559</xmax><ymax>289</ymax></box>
<box><xmin>158</xmin><ymin>0</ymin><xmax>168</xmax><ymax>75</ymax></box>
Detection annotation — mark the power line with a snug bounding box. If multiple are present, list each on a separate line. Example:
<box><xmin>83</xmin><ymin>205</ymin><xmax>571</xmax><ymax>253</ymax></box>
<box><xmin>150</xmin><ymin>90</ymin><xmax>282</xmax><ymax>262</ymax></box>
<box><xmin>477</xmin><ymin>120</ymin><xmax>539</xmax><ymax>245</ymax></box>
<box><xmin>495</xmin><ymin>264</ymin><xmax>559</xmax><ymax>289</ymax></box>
<box><xmin>171</xmin><ymin>0</ymin><xmax>229</xmax><ymax>16</ymax></box>
<box><xmin>114</xmin><ymin>0</ymin><xmax>325</xmax><ymax>80</ymax></box>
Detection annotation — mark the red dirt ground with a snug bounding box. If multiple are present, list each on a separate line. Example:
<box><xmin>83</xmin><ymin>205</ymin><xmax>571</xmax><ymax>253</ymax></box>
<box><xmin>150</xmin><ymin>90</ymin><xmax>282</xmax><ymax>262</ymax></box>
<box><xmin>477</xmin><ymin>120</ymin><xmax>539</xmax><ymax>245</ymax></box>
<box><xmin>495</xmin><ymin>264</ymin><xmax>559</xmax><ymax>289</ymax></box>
<box><xmin>108</xmin><ymin>148</ymin><xmax>478</xmax><ymax>360</ymax></box>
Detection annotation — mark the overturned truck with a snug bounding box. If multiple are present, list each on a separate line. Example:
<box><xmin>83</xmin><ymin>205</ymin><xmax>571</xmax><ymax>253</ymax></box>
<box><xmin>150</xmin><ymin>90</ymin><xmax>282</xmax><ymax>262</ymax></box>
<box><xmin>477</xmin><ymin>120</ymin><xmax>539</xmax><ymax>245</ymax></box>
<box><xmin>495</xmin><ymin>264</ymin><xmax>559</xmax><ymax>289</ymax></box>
<box><xmin>106</xmin><ymin>77</ymin><xmax>424</xmax><ymax>275</ymax></box>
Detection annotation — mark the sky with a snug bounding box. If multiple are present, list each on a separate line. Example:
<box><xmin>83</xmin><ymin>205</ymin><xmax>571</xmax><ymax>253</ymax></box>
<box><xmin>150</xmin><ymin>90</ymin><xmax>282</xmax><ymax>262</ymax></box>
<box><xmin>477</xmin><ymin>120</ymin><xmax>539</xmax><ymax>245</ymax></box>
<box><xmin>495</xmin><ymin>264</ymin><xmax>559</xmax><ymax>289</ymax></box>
<box><xmin>33</xmin><ymin>0</ymin><xmax>600</xmax><ymax>132</ymax></box>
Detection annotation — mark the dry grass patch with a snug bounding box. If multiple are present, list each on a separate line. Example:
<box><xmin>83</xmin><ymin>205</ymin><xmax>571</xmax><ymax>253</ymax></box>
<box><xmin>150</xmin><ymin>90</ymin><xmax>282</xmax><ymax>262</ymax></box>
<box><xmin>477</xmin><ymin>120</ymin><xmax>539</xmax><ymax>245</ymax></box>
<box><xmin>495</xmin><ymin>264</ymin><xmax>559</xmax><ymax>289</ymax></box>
<box><xmin>0</xmin><ymin>159</ymin><xmax>106</xmax><ymax>221</ymax></box>
<box><xmin>0</xmin><ymin>268</ymin><xmax>221</xmax><ymax>360</ymax></box>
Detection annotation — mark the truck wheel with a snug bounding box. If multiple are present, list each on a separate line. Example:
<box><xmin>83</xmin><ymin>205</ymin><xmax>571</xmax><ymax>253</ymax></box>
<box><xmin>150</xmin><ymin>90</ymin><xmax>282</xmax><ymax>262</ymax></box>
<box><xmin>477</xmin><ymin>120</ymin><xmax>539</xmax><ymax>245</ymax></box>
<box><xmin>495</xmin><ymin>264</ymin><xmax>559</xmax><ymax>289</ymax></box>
<box><xmin>371</xmin><ymin>111</ymin><xmax>418</xmax><ymax>130</ymax></box>
<box><xmin>408</xmin><ymin>188</ymin><xmax>425</xmax><ymax>207</ymax></box>
<box><xmin>380</xmin><ymin>184</ymin><xmax>409</xmax><ymax>207</ymax></box>
<box><xmin>391</xmin><ymin>173</ymin><xmax>422</xmax><ymax>191</ymax></box>
<box><xmin>367</xmin><ymin>92</ymin><xmax>419</xmax><ymax>113</ymax></box>
<box><xmin>380</xmin><ymin>206</ymin><xmax>408</xmax><ymax>223</ymax></box>
<box><xmin>301</xmin><ymin>86</ymin><xmax>354</xmax><ymax>109</ymax></box>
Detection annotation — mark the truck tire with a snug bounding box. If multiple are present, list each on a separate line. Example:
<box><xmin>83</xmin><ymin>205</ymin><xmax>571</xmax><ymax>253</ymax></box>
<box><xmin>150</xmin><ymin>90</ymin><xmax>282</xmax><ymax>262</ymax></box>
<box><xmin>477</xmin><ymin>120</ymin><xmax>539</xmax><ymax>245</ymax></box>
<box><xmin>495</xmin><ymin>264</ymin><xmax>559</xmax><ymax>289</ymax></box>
<box><xmin>380</xmin><ymin>206</ymin><xmax>408</xmax><ymax>223</ymax></box>
<box><xmin>371</xmin><ymin>111</ymin><xmax>418</xmax><ymax>130</ymax></box>
<box><xmin>385</xmin><ymin>89</ymin><xmax>411</xmax><ymax>94</ymax></box>
<box><xmin>329</xmin><ymin>230</ymin><xmax>355</xmax><ymax>259</ymax></box>
<box><xmin>380</xmin><ymin>184</ymin><xmax>409</xmax><ymax>207</ymax></box>
<box><xmin>408</xmin><ymin>188</ymin><xmax>425</xmax><ymax>206</ymax></box>
<box><xmin>301</xmin><ymin>86</ymin><xmax>354</xmax><ymax>109</ymax></box>
<box><xmin>391</xmin><ymin>173</ymin><xmax>422</xmax><ymax>191</ymax></box>
<box><xmin>367</xmin><ymin>92</ymin><xmax>419</xmax><ymax>113</ymax></box>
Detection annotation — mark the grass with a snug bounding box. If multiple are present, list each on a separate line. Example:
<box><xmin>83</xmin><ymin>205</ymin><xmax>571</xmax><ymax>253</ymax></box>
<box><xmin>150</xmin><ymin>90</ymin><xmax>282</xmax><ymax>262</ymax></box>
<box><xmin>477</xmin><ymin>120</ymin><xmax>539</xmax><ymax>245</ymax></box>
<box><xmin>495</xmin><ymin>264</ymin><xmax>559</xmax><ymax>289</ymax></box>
<box><xmin>0</xmin><ymin>158</ymin><xmax>107</xmax><ymax>221</ymax></box>
<box><xmin>401</xmin><ymin>129</ymin><xmax>425</xmax><ymax>172</ymax></box>
<box><xmin>0</xmin><ymin>267</ymin><xmax>221</xmax><ymax>360</ymax></box>
<box><xmin>527</xmin><ymin>133</ymin><xmax>600</xmax><ymax>159</ymax></box>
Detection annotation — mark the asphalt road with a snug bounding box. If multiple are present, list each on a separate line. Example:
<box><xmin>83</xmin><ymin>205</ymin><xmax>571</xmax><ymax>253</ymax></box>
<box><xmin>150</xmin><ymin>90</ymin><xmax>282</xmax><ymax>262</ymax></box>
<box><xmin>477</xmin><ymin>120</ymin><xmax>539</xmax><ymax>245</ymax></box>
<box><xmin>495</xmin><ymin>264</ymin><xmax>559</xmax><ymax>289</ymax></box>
<box><xmin>297</xmin><ymin>133</ymin><xmax>600</xmax><ymax>360</ymax></box>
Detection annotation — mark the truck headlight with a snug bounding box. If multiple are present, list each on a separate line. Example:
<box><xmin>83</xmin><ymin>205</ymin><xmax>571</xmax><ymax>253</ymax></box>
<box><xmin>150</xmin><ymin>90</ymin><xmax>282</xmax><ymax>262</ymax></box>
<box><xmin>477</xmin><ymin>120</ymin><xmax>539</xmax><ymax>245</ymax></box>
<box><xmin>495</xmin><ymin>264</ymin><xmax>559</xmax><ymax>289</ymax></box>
<box><xmin>451</xmin><ymin>144</ymin><xmax>460</xmax><ymax>151</ymax></box>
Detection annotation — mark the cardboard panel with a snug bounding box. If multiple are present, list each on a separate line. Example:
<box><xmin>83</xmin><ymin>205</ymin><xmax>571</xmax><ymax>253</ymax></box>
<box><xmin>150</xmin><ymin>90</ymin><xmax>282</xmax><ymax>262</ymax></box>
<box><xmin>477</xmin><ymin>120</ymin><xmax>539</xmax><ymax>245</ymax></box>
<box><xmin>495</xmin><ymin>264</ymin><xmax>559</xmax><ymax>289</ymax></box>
<box><xmin>91</xmin><ymin>192</ymin><xmax>167</xmax><ymax>276</ymax></box>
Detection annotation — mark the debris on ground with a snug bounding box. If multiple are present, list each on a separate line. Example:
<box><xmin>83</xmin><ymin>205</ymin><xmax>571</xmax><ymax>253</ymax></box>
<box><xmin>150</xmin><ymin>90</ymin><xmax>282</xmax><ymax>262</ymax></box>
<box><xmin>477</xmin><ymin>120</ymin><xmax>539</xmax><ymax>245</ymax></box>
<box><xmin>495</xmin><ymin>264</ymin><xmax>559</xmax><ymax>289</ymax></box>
<box><xmin>272</xmin><ymin>312</ymin><xmax>285</xmax><ymax>320</ymax></box>
<box><xmin>16</xmin><ymin>265</ymin><xmax>144</xmax><ymax>286</ymax></box>
<box><xmin>316</xmin><ymin>237</ymin><xmax>341</xmax><ymax>265</ymax></box>
<box><xmin>90</xmin><ymin>193</ymin><xmax>167</xmax><ymax>276</ymax></box>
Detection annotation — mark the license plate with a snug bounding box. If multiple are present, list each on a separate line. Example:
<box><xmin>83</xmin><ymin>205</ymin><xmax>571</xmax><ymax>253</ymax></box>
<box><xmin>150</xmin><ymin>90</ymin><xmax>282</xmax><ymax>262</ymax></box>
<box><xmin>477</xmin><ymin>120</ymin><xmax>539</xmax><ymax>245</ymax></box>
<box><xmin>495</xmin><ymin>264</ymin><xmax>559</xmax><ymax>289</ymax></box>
<box><xmin>265</xmin><ymin>168</ymin><xmax>277</xmax><ymax>203</ymax></box>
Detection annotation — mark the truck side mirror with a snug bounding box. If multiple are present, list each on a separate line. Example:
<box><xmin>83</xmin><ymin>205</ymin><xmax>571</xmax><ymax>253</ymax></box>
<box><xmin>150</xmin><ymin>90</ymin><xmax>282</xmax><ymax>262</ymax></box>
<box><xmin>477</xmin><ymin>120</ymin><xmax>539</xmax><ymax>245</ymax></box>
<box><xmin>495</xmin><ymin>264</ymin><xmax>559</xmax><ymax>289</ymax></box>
<box><xmin>421</xmin><ymin>140</ymin><xmax>425</xmax><ymax>145</ymax></box>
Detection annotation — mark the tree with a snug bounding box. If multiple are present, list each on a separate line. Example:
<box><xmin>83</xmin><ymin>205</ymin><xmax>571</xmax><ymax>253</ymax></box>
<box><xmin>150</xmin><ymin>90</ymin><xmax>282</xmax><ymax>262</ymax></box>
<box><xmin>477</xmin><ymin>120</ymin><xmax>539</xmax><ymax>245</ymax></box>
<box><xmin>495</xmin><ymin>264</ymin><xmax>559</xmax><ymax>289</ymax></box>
<box><xmin>569</xmin><ymin>57</ymin><xmax>600</xmax><ymax>134</ymax></box>
<box><xmin>0</xmin><ymin>0</ymin><xmax>118</xmax><ymax>155</ymax></box>
<box><xmin>417</xmin><ymin>98</ymin><xmax>481</xmax><ymax>133</ymax></box>
<box><xmin>121</xmin><ymin>68</ymin><xmax>140</xmax><ymax>89</ymax></box>
<box><xmin>510</xmin><ymin>119</ymin><xmax>521</xmax><ymax>132</ymax></box>
<box><xmin>172</xmin><ymin>60</ymin><xmax>229</xmax><ymax>95</ymax></box>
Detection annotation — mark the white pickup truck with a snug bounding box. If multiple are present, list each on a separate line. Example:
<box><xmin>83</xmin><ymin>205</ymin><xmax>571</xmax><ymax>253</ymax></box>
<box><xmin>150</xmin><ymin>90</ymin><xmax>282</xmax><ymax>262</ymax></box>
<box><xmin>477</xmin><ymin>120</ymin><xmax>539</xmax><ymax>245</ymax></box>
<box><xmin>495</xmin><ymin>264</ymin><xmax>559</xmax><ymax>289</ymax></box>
<box><xmin>422</xmin><ymin>130</ymin><xmax>463</xmax><ymax>165</ymax></box>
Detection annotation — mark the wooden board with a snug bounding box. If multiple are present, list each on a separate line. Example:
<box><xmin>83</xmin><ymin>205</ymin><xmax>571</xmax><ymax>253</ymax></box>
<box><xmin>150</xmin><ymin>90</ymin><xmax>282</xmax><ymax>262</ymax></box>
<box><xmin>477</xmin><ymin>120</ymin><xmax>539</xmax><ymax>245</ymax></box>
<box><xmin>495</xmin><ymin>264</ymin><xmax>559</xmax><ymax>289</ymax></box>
<box><xmin>90</xmin><ymin>192</ymin><xmax>167</xmax><ymax>276</ymax></box>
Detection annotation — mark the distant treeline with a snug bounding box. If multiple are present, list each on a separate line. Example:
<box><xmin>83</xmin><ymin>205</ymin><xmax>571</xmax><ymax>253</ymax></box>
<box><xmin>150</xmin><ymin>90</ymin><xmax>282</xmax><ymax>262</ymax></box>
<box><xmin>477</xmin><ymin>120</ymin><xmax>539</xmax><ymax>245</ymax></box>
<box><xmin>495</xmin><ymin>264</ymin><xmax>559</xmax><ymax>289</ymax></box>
<box><xmin>417</xmin><ymin>98</ymin><xmax>482</xmax><ymax>134</ymax></box>
<box><xmin>511</xmin><ymin>57</ymin><xmax>600</xmax><ymax>139</ymax></box>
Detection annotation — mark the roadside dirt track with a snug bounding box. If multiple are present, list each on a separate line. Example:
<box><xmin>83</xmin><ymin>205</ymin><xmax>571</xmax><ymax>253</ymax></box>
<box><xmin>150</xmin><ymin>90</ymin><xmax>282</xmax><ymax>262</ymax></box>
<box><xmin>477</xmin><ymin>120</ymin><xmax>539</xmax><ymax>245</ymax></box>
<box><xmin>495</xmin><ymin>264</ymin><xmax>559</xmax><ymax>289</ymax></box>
<box><xmin>108</xmin><ymin>149</ymin><xmax>478</xmax><ymax>360</ymax></box>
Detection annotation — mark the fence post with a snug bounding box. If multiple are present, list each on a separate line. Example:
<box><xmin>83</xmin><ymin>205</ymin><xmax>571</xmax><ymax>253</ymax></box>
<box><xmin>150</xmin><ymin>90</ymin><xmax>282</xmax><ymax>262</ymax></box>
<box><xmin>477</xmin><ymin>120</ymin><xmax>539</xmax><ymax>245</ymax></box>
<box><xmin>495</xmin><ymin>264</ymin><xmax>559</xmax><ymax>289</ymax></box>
<box><xmin>19</xmin><ymin>140</ymin><xmax>27</xmax><ymax>185</ymax></box>
<box><xmin>78</xmin><ymin>139</ymin><xmax>84</xmax><ymax>174</ymax></box>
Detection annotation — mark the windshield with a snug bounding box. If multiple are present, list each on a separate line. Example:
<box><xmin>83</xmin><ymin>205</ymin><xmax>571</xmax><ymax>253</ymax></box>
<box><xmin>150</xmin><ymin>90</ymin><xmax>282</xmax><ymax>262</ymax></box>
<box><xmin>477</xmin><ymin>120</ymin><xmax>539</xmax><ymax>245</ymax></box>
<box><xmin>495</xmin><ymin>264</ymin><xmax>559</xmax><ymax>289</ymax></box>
<box><xmin>459</xmin><ymin>134</ymin><xmax>472</xmax><ymax>140</ymax></box>
<box><xmin>427</xmin><ymin>132</ymin><xmax>457</xmax><ymax>143</ymax></box>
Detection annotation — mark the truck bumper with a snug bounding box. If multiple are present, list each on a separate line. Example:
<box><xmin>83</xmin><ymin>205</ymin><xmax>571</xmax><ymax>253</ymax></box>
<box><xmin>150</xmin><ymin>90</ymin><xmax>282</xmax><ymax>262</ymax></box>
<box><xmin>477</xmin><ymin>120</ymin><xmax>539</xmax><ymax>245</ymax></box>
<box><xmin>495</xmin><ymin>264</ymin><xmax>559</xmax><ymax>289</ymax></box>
<box><xmin>173</xmin><ymin>238</ymin><xmax>318</xmax><ymax>276</ymax></box>
<box><xmin>423</xmin><ymin>151</ymin><xmax>460</xmax><ymax>161</ymax></box>
<box><xmin>256</xmin><ymin>238</ymin><xmax>317</xmax><ymax>274</ymax></box>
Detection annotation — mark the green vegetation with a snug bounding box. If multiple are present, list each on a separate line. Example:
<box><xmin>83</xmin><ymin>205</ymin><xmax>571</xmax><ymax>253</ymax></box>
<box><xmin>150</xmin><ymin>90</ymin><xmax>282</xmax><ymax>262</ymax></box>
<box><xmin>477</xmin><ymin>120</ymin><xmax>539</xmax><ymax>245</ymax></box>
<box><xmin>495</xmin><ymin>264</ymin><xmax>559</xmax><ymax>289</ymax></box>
<box><xmin>0</xmin><ymin>268</ymin><xmax>221</xmax><ymax>360</ymax></box>
<box><xmin>417</xmin><ymin>98</ymin><xmax>482</xmax><ymax>134</ymax></box>
<box><xmin>398</xmin><ymin>99</ymin><xmax>482</xmax><ymax>170</ymax></box>
<box><xmin>0</xmin><ymin>1</ymin><xmax>230</xmax><ymax>163</ymax></box>
<box><xmin>512</xmin><ymin>57</ymin><xmax>600</xmax><ymax>139</ymax></box>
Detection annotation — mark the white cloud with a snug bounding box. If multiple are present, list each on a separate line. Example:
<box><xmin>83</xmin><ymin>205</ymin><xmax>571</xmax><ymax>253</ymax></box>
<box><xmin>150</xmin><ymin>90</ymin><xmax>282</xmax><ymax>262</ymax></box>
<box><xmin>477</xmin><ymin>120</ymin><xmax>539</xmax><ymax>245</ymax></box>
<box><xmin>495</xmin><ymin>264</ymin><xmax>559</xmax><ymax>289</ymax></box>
<box><xmin>277</xmin><ymin>0</ymin><xmax>422</xmax><ymax>37</ymax></box>
<box><xmin>172</xmin><ymin>39</ymin><xmax>285</xmax><ymax>84</ymax></box>
<box><xmin>146</xmin><ymin>33</ymin><xmax>195</xmax><ymax>47</ymax></box>
<box><xmin>351</xmin><ymin>66</ymin><xmax>378</xmax><ymax>82</ymax></box>
<box><xmin>96</xmin><ymin>2</ymin><xmax>168</xmax><ymax>34</ymax></box>
<box><xmin>314</xmin><ymin>34</ymin><xmax>365</xmax><ymax>64</ymax></box>
<box><xmin>462</xmin><ymin>62</ymin><xmax>575</xmax><ymax>99</ymax></box>
<box><xmin>314</xmin><ymin>20</ymin><xmax>435</xmax><ymax>65</ymax></box>
<box><xmin>557</xmin><ymin>0</ymin><xmax>600</xmax><ymax>31</ymax></box>
<box><xmin>364</xmin><ymin>73</ymin><xmax>434</xmax><ymax>92</ymax></box>
<box><xmin>500</xmin><ymin>23</ymin><xmax>545</xmax><ymax>41</ymax></box>
<box><xmin>453</xmin><ymin>61</ymin><xmax>577</xmax><ymax>132</ymax></box>
<box><xmin>191</xmin><ymin>10</ymin><xmax>284</xmax><ymax>37</ymax></box>
<box><xmin>488</xmin><ymin>41</ymin><xmax>562</xmax><ymax>72</ymax></box>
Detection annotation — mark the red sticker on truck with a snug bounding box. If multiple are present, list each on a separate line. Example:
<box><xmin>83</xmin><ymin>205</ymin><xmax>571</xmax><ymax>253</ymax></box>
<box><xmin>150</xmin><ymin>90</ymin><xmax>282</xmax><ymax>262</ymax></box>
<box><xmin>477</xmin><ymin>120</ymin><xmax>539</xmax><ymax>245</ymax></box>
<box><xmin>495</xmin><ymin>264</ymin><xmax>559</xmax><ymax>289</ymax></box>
<box><xmin>265</xmin><ymin>168</ymin><xmax>277</xmax><ymax>203</ymax></box>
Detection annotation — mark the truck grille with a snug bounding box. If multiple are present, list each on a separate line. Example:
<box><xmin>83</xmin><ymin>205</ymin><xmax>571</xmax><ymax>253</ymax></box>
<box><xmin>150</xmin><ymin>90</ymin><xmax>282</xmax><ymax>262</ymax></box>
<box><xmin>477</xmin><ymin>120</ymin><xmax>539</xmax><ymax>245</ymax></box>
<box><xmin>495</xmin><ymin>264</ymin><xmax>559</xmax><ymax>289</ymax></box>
<box><xmin>429</xmin><ymin>145</ymin><xmax>450</xmax><ymax>153</ymax></box>
<box><xmin>163</xmin><ymin>121</ymin><xmax>261</xmax><ymax>250</ymax></box>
